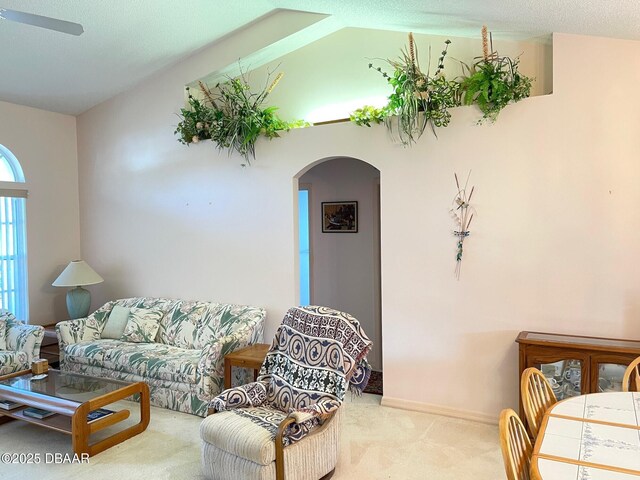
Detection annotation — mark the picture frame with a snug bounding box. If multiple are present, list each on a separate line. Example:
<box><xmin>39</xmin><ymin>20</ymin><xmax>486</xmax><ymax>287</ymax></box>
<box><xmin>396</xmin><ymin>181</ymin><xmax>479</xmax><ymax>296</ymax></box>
<box><xmin>321</xmin><ymin>201</ymin><xmax>358</xmax><ymax>233</ymax></box>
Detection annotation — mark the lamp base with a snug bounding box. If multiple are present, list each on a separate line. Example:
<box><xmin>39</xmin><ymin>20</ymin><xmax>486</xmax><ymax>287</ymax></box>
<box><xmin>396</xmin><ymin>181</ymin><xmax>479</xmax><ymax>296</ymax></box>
<box><xmin>66</xmin><ymin>286</ymin><xmax>91</xmax><ymax>319</ymax></box>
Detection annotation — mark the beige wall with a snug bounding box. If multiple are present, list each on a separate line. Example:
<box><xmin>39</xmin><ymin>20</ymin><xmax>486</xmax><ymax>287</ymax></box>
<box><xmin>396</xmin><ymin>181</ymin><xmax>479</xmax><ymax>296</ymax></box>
<box><xmin>300</xmin><ymin>158</ymin><xmax>382</xmax><ymax>370</ymax></box>
<box><xmin>0</xmin><ymin>100</ymin><xmax>80</xmax><ymax>324</ymax></box>
<box><xmin>77</xmin><ymin>29</ymin><xmax>640</xmax><ymax>422</ymax></box>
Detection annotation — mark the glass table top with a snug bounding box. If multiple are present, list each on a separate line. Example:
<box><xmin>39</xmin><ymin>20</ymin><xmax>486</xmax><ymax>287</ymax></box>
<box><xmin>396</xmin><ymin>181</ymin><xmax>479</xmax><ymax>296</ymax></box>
<box><xmin>0</xmin><ymin>369</ymin><xmax>133</xmax><ymax>403</ymax></box>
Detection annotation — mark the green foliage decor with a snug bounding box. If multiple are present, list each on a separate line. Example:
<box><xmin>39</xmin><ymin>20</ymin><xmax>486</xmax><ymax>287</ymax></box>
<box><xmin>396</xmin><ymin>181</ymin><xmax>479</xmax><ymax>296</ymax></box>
<box><xmin>349</xmin><ymin>105</ymin><xmax>387</xmax><ymax>127</ymax></box>
<box><xmin>175</xmin><ymin>72</ymin><xmax>307</xmax><ymax>164</ymax></box>
<box><xmin>361</xmin><ymin>34</ymin><xmax>460</xmax><ymax>146</ymax></box>
<box><xmin>351</xmin><ymin>27</ymin><xmax>534</xmax><ymax>142</ymax></box>
<box><xmin>459</xmin><ymin>26</ymin><xmax>533</xmax><ymax>123</ymax></box>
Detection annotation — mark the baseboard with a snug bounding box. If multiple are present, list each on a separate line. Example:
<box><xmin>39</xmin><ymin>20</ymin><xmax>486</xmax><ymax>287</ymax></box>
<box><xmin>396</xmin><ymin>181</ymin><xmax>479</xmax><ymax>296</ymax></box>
<box><xmin>380</xmin><ymin>396</ymin><xmax>498</xmax><ymax>425</ymax></box>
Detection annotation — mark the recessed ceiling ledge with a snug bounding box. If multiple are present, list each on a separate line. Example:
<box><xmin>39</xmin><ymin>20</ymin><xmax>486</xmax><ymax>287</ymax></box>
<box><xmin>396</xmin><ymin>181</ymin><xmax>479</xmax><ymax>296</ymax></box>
<box><xmin>188</xmin><ymin>9</ymin><xmax>342</xmax><ymax>89</ymax></box>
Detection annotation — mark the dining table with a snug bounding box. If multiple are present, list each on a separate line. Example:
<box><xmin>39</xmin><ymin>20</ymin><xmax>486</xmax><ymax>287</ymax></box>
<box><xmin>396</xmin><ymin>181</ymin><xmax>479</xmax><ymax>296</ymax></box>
<box><xmin>531</xmin><ymin>391</ymin><xmax>640</xmax><ymax>479</ymax></box>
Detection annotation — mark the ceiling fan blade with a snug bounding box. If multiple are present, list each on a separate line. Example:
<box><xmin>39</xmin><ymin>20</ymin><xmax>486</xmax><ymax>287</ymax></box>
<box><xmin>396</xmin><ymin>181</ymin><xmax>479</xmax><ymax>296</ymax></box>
<box><xmin>0</xmin><ymin>8</ymin><xmax>84</xmax><ymax>36</ymax></box>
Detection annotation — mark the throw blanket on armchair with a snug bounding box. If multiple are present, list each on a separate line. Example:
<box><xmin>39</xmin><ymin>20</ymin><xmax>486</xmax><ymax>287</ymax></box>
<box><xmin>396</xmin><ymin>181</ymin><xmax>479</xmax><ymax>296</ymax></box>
<box><xmin>211</xmin><ymin>305</ymin><xmax>372</xmax><ymax>444</ymax></box>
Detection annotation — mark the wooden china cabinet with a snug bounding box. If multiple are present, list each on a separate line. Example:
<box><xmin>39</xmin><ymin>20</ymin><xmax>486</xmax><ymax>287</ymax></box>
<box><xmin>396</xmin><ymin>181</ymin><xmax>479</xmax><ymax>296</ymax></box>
<box><xmin>516</xmin><ymin>331</ymin><xmax>640</xmax><ymax>417</ymax></box>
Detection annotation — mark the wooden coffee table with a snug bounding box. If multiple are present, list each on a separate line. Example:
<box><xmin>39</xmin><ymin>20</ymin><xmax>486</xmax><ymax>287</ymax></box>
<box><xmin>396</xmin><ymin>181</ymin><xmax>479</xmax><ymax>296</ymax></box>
<box><xmin>0</xmin><ymin>369</ymin><xmax>149</xmax><ymax>456</ymax></box>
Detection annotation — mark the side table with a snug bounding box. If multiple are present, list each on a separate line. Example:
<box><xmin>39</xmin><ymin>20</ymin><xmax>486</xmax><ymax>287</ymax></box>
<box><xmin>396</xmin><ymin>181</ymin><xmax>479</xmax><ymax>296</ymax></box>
<box><xmin>224</xmin><ymin>343</ymin><xmax>270</xmax><ymax>389</ymax></box>
<box><xmin>40</xmin><ymin>324</ymin><xmax>60</xmax><ymax>368</ymax></box>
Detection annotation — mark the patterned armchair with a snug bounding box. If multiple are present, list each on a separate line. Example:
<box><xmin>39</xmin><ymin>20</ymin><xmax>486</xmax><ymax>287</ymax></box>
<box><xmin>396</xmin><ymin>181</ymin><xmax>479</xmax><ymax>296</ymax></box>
<box><xmin>0</xmin><ymin>311</ymin><xmax>45</xmax><ymax>376</ymax></box>
<box><xmin>200</xmin><ymin>306</ymin><xmax>372</xmax><ymax>480</ymax></box>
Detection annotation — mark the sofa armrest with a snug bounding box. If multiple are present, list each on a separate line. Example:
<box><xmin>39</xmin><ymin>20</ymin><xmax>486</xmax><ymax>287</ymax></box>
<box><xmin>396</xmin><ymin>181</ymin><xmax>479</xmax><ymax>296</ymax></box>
<box><xmin>56</xmin><ymin>317</ymin><xmax>101</xmax><ymax>350</ymax></box>
<box><xmin>197</xmin><ymin>320</ymin><xmax>265</xmax><ymax>396</ymax></box>
<box><xmin>55</xmin><ymin>299</ymin><xmax>121</xmax><ymax>351</ymax></box>
<box><xmin>6</xmin><ymin>323</ymin><xmax>44</xmax><ymax>363</ymax></box>
<box><xmin>195</xmin><ymin>306</ymin><xmax>265</xmax><ymax>350</ymax></box>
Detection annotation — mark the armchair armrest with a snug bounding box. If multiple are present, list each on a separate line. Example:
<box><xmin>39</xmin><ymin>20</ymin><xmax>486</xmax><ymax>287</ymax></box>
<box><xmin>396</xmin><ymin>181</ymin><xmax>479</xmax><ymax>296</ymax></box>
<box><xmin>289</xmin><ymin>399</ymin><xmax>341</xmax><ymax>423</ymax></box>
<box><xmin>6</xmin><ymin>323</ymin><xmax>44</xmax><ymax>363</ymax></box>
<box><xmin>56</xmin><ymin>317</ymin><xmax>100</xmax><ymax>350</ymax></box>
<box><xmin>274</xmin><ymin>399</ymin><xmax>341</xmax><ymax>449</ymax></box>
<box><xmin>275</xmin><ymin>408</ymin><xmax>340</xmax><ymax>480</ymax></box>
<box><xmin>209</xmin><ymin>381</ymin><xmax>267</xmax><ymax>413</ymax></box>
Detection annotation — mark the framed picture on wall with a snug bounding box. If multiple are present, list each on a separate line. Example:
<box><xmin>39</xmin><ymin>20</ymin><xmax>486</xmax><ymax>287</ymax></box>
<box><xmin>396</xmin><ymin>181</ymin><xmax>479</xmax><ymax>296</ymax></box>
<box><xmin>322</xmin><ymin>201</ymin><xmax>358</xmax><ymax>233</ymax></box>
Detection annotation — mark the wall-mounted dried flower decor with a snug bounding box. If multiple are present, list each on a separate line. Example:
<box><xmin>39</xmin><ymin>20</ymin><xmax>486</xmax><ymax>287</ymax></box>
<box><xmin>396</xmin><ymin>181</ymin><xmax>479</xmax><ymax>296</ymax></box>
<box><xmin>450</xmin><ymin>172</ymin><xmax>475</xmax><ymax>279</ymax></box>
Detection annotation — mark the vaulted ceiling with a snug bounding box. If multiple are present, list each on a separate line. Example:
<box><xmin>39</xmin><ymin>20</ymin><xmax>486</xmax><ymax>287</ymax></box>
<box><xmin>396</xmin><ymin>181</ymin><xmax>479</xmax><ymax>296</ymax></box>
<box><xmin>2</xmin><ymin>0</ymin><xmax>640</xmax><ymax>115</ymax></box>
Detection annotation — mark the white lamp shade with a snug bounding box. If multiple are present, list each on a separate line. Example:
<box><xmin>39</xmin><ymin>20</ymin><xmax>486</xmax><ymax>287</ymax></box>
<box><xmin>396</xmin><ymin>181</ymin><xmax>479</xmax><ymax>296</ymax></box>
<box><xmin>52</xmin><ymin>260</ymin><xmax>103</xmax><ymax>287</ymax></box>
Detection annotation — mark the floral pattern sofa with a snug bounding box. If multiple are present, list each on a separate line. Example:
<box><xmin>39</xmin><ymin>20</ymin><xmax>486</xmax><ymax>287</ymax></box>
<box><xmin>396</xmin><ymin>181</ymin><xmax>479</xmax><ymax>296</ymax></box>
<box><xmin>0</xmin><ymin>311</ymin><xmax>44</xmax><ymax>376</ymax></box>
<box><xmin>56</xmin><ymin>297</ymin><xmax>266</xmax><ymax>416</ymax></box>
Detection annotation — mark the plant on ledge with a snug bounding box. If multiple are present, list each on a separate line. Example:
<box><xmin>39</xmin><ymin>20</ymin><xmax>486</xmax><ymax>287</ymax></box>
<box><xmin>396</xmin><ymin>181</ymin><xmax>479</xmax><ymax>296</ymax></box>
<box><xmin>349</xmin><ymin>105</ymin><xmax>387</xmax><ymax>127</ymax></box>
<box><xmin>352</xmin><ymin>33</ymin><xmax>460</xmax><ymax>146</ymax></box>
<box><xmin>175</xmin><ymin>71</ymin><xmax>307</xmax><ymax>164</ymax></box>
<box><xmin>459</xmin><ymin>26</ymin><xmax>533</xmax><ymax>123</ymax></box>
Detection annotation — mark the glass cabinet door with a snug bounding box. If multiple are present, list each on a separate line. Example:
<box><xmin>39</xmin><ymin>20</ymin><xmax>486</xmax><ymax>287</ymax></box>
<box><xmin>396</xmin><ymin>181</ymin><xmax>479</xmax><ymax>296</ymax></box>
<box><xmin>536</xmin><ymin>359</ymin><xmax>583</xmax><ymax>400</ymax></box>
<box><xmin>597</xmin><ymin>363</ymin><xmax>626</xmax><ymax>392</ymax></box>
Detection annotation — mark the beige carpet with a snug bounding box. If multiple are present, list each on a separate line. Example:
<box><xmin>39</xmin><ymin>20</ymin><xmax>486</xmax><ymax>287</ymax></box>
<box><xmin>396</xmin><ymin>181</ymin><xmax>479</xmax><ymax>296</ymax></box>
<box><xmin>0</xmin><ymin>394</ymin><xmax>504</xmax><ymax>480</ymax></box>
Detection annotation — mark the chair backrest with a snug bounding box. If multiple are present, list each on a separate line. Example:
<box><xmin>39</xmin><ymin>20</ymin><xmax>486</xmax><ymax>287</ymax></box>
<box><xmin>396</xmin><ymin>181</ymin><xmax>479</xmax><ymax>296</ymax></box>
<box><xmin>521</xmin><ymin>367</ymin><xmax>557</xmax><ymax>438</ymax></box>
<box><xmin>0</xmin><ymin>310</ymin><xmax>14</xmax><ymax>350</ymax></box>
<box><xmin>0</xmin><ymin>314</ymin><xmax>44</xmax><ymax>362</ymax></box>
<box><xmin>499</xmin><ymin>409</ymin><xmax>532</xmax><ymax>480</ymax></box>
<box><xmin>258</xmin><ymin>306</ymin><xmax>372</xmax><ymax>413</ymax></box>
<box><xmin>623</xmin><ymin>356</ymin><xmax>640</xmax><ymax>392</ymax></box>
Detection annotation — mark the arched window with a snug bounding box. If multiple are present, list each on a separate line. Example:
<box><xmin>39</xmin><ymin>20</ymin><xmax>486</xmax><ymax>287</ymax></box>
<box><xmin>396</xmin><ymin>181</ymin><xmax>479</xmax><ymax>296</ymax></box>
<box><xmin>0</xmin><ymin>145</ymin><xmax>28</xmax><ymax>321</ymax></box>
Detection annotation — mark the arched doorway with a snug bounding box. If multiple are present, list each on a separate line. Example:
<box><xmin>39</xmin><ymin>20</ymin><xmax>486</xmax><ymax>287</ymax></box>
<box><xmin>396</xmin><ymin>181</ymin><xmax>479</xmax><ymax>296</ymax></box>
<box><xmin>296</xmin><ymin>156</ymin><xmax>382</xmax><ymax>380</ymax></box>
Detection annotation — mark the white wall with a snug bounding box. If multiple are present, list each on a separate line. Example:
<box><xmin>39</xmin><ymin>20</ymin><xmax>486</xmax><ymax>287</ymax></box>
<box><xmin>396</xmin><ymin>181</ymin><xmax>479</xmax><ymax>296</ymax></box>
<box><xmin>300</xmin><ymin>158</ymin><xmax>382</xmax><ymax>370</ymax></box>
<box><xmin>0</xmin><ymin>100</ymin><xmax>80</xmax><ymax>324</ymax></box>
<box><xmin>77</xmin><ymin>29</ymin><xmax>640</xmax><ymax>422</ymax></box>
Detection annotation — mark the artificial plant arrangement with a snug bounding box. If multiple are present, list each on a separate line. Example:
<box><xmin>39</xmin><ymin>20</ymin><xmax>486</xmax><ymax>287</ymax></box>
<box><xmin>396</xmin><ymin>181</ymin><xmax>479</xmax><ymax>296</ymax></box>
<box><xmin>459</xmin><ymin>26</ymin><xmax>533</xmax><ymax>123</ymax></box>
<box><xmin>351</xmin><ymin>33</ymin><xmax>460</xmax><ymax>146</ymax></box>
<box><xmin>349</xmin><ymin>105</ymin><xmax>387</xmax><ymax>128</ymax></box>
<box><xmin>450</xmin><ymin>172</ymin><xmax>475</xmax><ymax>280</ymax></box>
<box><xmin>175</xmin><ymin>71</ymin><xmax>307</xmax><ymax>164</ymax></box>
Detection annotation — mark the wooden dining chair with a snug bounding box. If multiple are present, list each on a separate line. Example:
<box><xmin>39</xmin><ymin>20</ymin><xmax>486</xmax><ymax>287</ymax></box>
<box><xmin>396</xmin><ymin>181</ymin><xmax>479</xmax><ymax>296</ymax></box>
<box><xmin>520</xmin><ymin>367</ymin><xmax>557</xmax><ymax>438</ymax></box>
<box><xmin>500</xmin><ymin>409</ymin><xmax>533</xmax><ymax>480</ymax></box>
<box><xmin>622</xmin><ymin>356</ymin><xmax>640</xmax><ymax>392</ymax></box>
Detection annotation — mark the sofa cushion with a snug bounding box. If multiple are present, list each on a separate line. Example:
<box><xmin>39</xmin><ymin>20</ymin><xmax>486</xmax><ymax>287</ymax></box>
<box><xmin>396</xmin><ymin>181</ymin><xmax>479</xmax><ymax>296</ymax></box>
<box><xmin>157</xmin><ymin>301</ymin><xmax>208</xmax><ymax>349</ymax></box>
<box><xmin>0</xmin><ymin>351</ymin><xmax>29</xmax><ymax>375</ymax></box>
<box><xmin>101</xmin><ymin>305</ymin><xmax>131</xmax><ymax>339</ymax></box>
<box><xmin>64</xmin><ymin>341</ymin><xmax>200</xmax><ymax>384</ymax></box>
<box><xmin>108</xmin><ymin>343</ymin><xmax>200</xmax><ymax>383</ymax></box>
<box><xmin>64</xmin><ymin>340</ymin><xmax>119</xmax><ymax>368</ymax></box>
<box><xmin>120</xmin><ymin>308</ymin><xmax>163</xmax><ymax>343</ymax></box>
